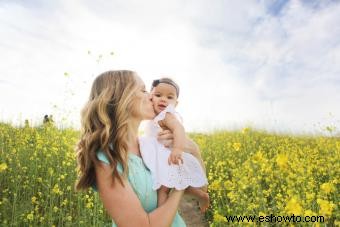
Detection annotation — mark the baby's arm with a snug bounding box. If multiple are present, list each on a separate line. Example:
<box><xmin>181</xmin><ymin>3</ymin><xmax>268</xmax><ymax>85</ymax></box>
<box><xmin>158</xmin><ymin>113</ymin><xmax>185</xmax><ymax>165</ymax></box>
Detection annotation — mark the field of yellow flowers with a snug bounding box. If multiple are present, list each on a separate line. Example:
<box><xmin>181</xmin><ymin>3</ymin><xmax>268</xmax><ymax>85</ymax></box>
<box><xmin>0</xmin><ymin>122</ymin><xmax>109</xmax><ymax>226</ymax></box>
<box><xmin>0</xmin><ymin>122</ymin><xmax>339</xmax><ymax>226</ymax></box>
<box><xmin>191</xmin><ymin>129</ymin><xmax>339</xmax><ymax>226</ymax></box>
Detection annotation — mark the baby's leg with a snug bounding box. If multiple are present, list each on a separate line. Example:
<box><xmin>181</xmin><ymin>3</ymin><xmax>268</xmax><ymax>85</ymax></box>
<box><xmin>157</xmin><ymin>185</ymin><xmax>171</xmax><ymax>207</ymax></box>
<box><xmin>185</xmin><ymin>186</ymin><xmax>210</xmax><ymax>213</ymax></box>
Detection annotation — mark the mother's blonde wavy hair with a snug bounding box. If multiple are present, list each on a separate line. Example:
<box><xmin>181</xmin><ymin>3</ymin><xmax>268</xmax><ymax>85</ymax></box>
<box><xmin>75</xmin><ymin>70</ymin><xmax>139</xmax><ymax>190</ymax></box>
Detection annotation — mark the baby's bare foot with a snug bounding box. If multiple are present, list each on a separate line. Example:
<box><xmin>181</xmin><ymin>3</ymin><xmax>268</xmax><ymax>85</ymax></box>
<box><xmin>198</xmin><ymin>192</ymin><xmax>210</xmax><ymax>213</ymax></box>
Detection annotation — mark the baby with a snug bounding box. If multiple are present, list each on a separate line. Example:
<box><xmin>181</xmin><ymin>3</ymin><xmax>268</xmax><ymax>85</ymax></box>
<box><xmin>139</xmin><ymin>77</ymin><xmax>209</xmax><ymax>212</ymax></box>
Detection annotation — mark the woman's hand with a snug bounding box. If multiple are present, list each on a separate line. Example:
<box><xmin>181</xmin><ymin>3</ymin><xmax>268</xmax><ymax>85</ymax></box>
<box><xmin>157</xmin><ymin>129</ymin><xmax>174</xmax><ymax>148</ymax></box>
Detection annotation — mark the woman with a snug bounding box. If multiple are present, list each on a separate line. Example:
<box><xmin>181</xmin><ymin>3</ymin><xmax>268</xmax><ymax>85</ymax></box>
<box><xmin>75</xmin><ymin>70</ymin><xmax>205</xmax><ymax>226</ymax></box>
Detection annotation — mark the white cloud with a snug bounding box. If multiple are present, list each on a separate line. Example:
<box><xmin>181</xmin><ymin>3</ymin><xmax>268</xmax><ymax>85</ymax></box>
<box><xmin>0</xmin><ymin>0</ymin><xmax>339</xmax><ymax>135</ymax></box>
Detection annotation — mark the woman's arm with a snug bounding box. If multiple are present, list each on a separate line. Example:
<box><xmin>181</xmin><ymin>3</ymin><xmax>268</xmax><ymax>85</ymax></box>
<box><xmin>183</xmin><ymin>136</ymin><xmax>206</xmax><ymax>172</ymax></box>
<box><xmin>95</xmin><ymin>162</ymin><xmax>184</xmax><ymax>227</ymax></box>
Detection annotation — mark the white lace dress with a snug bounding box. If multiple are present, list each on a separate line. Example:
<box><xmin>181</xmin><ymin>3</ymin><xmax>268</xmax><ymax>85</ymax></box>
<box><xmin>139</xmin><ymin>104</ymin><xmax>208</xmax><ymax>190</ymax></box>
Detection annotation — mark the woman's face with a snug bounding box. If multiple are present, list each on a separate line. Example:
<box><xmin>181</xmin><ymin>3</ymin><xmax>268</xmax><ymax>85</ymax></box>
<box><xmin>131</xmin><ymin>75</ymin><xmax>155</xmax><ymax>121</ymax></box>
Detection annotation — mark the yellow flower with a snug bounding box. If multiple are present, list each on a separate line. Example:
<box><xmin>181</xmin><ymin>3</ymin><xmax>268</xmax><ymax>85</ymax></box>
<box><xmin>216</xmin><ymin>161</ymin><xmax>226</xmax><ymax>167</ymax></box>
<box><xmin>53</xmin><ymin>206</ymin><xmax>59</xmax><ymax>213</ymax></box>
<box><xmin>213</xmin><ymin>212</ymin><xmax>227</xmax><ymax>223</ymax></box>
<box><xmin>285</xmin><ymin>197</ymin><xmax>303</xmax><ymax>215</ymax></box>
<box><xmin>276</xmin><ymin>153</ymin><xmax>288</xmax><ymax>168</ymax></box>
<box><xmin>31</xmin><ymin>196</ymin><xmax>37</xmax><ymax>204</ymax></box>
<box><xmin>61</xmin><ymin>199</ymin><xmax>68</xmax><ymax>207</ymax></box>
<box><xmin>52</xmin><ymin>184</ymin><xmax>63</xmax><ymax>195</ymax></box>
<box><xmin>253</xmin><ymin>151</ymin><xmax>264</xmax><ymax>163</ymax></box>
<box><xmin>209</xmin><ymin>180</ymin><xmax>221</xmax><ymax>191</ymax></box>
<box><xmin>242</xmin><ymin>127</ymin><xmax>250</xmax><ymax>134</ymax></box>
<box><xmin>305</xmin><ymin>192</ymin><xmax>315</xmax><ymax>201</ymax></box>
<box><xmin>304</xmin><ymin>209</ymin><xmax>316</xmax><ymax>216</ymax></box>
<box><xmin>0</xmin><ymin>163</ymin><xmax>8</xmax><ymax>172</ymax></box>
<box><xmin>227</xmin><ymin>191</ymin><xmax>237</xmax><ymax>203</ymax></box>
<box><xmin>320</xmin><ymin>182</ymin><xmax>334</xmax><ymax>194</ymax></box>
<box><xmin>259</xmin><ymin>212</ymin><xmax>266</xmax><ymax>217</ymax></box>
<box><xmin>86</xmin><ymin>202</ymin><xmax>93</xmax><ymax>209</ymax></box>
<box><xmin>223</xmin><ymin>180</ymin><xmax>233</xmax><ymax>190</ymax></box>
<box><xmin>317</xmin><ymin>199</ymin><xmax>334</xmax><ymax>216</ymax></box>
<box><xmin>233</xmin><ymin>142</ymin><xmax>241</xmax><ymax>151</ymax></box>
<box><xmin>26</xmin><ymin>213</ymin><xmax>34</xmax><ymax>221</ymax></box>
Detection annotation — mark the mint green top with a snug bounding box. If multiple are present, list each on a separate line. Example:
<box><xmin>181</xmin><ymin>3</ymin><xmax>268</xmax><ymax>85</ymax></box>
<box><xmin>96</xmin><ymin>151</ymin><xmax>186</xmax><ymax>227</ymax></box>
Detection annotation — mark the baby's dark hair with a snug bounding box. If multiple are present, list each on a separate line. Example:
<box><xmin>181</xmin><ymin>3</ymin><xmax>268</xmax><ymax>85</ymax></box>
<box><xmin>151</xmin><ymin>77</ymin><xmax>180</xmax><ymax>97</ymax></box>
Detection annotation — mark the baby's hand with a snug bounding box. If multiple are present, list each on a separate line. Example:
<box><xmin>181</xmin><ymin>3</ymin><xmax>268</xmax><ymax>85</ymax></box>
<box><xmin>168</xmin><ymin>148</ymin><xmax>183</xmax><ymax>165</ymax></box>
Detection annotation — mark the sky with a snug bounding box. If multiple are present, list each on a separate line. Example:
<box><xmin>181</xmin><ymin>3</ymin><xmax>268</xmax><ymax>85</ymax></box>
<box><xmin>0</xmin><ymin>0</ymin><xmax>340</xmax><ymax>135</ymax></box>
